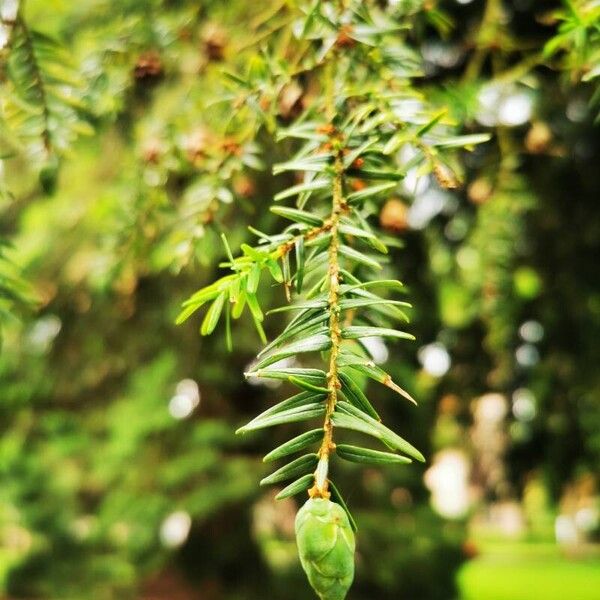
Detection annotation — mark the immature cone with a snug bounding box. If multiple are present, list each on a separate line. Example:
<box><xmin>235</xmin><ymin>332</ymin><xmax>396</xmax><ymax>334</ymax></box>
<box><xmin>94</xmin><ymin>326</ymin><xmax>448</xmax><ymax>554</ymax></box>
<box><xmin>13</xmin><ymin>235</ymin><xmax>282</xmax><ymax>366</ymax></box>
<box><xmin>295</xmin><ymin>498</ymin><xmax>355</xmax><ymax>600</ymax></box>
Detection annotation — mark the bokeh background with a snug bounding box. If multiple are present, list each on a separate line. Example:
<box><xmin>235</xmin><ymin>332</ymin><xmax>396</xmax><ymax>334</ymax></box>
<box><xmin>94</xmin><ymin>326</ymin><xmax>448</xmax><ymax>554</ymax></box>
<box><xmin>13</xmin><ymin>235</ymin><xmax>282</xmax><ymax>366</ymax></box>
<box><xmin>1</xmin><ymin>1</ymin><xmax>599</xmax><ymax>599</ymax></box>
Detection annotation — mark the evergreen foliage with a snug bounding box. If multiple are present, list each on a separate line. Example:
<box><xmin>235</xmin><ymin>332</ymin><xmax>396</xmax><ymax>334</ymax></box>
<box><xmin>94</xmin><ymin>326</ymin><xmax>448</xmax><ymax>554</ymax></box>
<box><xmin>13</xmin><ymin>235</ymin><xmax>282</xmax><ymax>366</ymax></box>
<box><xmin>0</xmin><ymin>0</ymin><xmax>598</xmax><ymax>598</ymax></box>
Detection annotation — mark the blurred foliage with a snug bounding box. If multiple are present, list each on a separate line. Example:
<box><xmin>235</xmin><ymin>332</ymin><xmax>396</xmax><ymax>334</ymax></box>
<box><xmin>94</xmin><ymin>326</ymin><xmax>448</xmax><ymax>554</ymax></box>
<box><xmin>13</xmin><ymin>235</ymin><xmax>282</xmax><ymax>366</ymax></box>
<box><xmin>0</xmin><ymin>0</ymin><xmax>599</xmax><ymax>598</ymax></box>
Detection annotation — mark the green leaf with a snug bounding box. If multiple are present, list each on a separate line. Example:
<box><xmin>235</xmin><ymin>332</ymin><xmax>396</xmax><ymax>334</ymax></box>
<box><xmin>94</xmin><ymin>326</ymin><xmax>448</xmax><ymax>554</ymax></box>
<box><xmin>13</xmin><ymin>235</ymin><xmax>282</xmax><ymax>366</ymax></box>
<box><xmin>341</xmin><ymin>326</ymin><xmax>415</xmax><ymax>341</ymax></box>
<box><xmin>295</xmin><ymin>237</ymin><xmax>305</xmax><ymax>293</ymax></box>
<box><xmin>253</xmin><ymin>334</ymin><xmax>332</xmax><ymax>370</ymax></box>
<box><xmin>6</xmin><ymin>20</ymin><xmax>92</xmax><ymax>157</ymax></box>
<box><xmin>304</xmin><ymin>250</ymin><xmax>330</xmax><ymax>277</ymax></box>
<box><xmin>346</xmin><ymin>182</ymin><xmax>397</xmax><ymax>204</ymax></box>
<box><xmin>246</xmin><ymin>292</ymin><xmax>264</xmax><ymax>322</ymax></box>
<box><xmin>264</xmin><ymin>429</ymin><xmax>324</xmax><ymax>463</ymax></box>
<box><xmin>333</xmin><ymin>401</ymin><xmax>425</xmax><ymax>462</ymax></box>
<box><xmin>273</xmin><ymin>155</ymin><xmax>332</xmax><ymax>175</ymax></box>
<box><xmin>258</xmin><ymin>312</ymin><xmax>329</xmax><ymax>356</ymax></box>
<box><xmin>270</xmin><ymin>206</ymin><xmax>324</xmax><ymax>226</ymax></box>
<box><xmin>266</xmin><ymin>258</ymin><xmax>284</xmax><ymax>283</ymax></box>
<box><xmin>242</xmin><ymin>391</ymin><xmax>325</xmax><ymax>428</ymax></box>
<box><xmin>277</xmin><ymin>121</ymin><xmax>326</xmax><ymax>142</ymax></box>
<box><xmin>273</xmin><ymin>178</ymin><xmax>330</xmax><ymax>202</ymax></box>
<box><xmin>232</xmin><ymin>289</ymin><xmax>247</xmax><ymax>319</ymax></box>
<box><xmin>339</xmin><ymin>297</ymin><xmax>410</xmax><ymax>311</ymax></box>
<box><xmin>223</xmin><ymin>70</ymin><xmax>251</xmax><ymax>88</ymax></box>
<box><xmin>432</xmin><ymin>133</ymin><xmax>492</xmax><ymax>148</ymax></box>
<box><xmin>341</xmin><ymin>359</ymin><xmax>417</xmax><ymax>405</ymax></box>
<box><xmin>237</xmin><ymin>403</ymin><xmax>326</xmax><ymax>434</ymax></box>
<box><xmin>260</xmin><ymin>323</ymin><xmax>328</xmax><ymax>358</ymax></box>
<box><xmin>582</xmin><ymin>64</ymin><xmax>600</xmax><ymax>82</ymax></box>
<box><xmin>225</xmin><ymin>305</ymin><xmax>233</xmax><ymax>351</ymax></box>
<box><xmin>340</xmin><ymin>279</ymin><xmax>405</xmax><ymax>294</ymax></box>
<box><xmin>260</xmin><ymin>454</ymin><xmax>319</xmax><ymax>486</ymax></box>
<box><xmin>339</xmin><ymin>224</ymin><xmax>388</xmax><ymax>254</ymax></box>
<box><xmin>246</xmin><ymin>293</ymin><xmax>267</xmax><ymax>344</ymax></box>
<box><xmin>275</xmin><ymin>473</ymin><xmax>314</xmax><ymax>500</ymax></box>
<box><xmin>328</xmin><ymin>480</ymin><xmax>358</xmax><ymax>533</ymax></box>
<box><xmin>338</xmin><ymin>370</ymin><xmax>379</xmax><ymax>420</ymax></box>
<box><xmin>305</xmin><ymin>232</ymin><xmax>332</xmax><ymax>249</ymax></box>
<box><xmin>289</xmin><ymin>375</ymin><xmax>330</xmax><ymax>394</ymax></box>
<box><xmin>280</xmin><ymin>302</ymin><xmax>326</xmax><ymax>330</ymax></box>
<box><xmin>304</xmin><ymin>274</ymin><xmax>328</xmax><ymax>299</ymax></box>
<box><xmin>343</xmin><ymin>138</ymin><xmax>378</xmax><ymax>168</ymax></box>
<box><xmin>345</xmin><ymin>168</ymin><xmax>405</xmax><ymax>181</ymax></box>
<box><xmin>221</xmin><ymin>233</ymin><xmax>237</xmax><ymax>270</ymax></box>
<box><xmin>416</xmin><ymin>110</ymin><xmax>447</xmax><ymax>137</ymax></box>
<box><xmin>342</xmin><ymin>285</ymin><xmax>412</xmax><ymax>320</ymax></box>
<box><xmin>241</xmin><ymin>244</ymin><xmax>266</xmax><ymax>261</ymax></box>
<box><xmin>200</xmin><ymin>292</ymin><xmax>226</xmax><ymax>336</ymax></box>
<box><xmin>228</xmin><ymin>277</ymin><xmax>241</xmax><ymax>304</ymax></box>
<box><xmin>181</xmin><ymin>281</ymin><xmax>227</xmax><ymax>307</ymax></box>
<box><xmin>175</xmin><ymin>302</ymin><xmax>204</xmax><ymax>325</ymax></box>
<box><xmin>246</xmin><ymin>368</ymin><xmax>326</xmax><ymax>384</ymax></box>
<box><xmin>247</xmin><ymin>263</ymin><xmax>262</xmax><ymax>293</ymax></box>
<box><xmin>336</xmin><ymin>444</ymin><xmax>412</xmax><ymax>466</ymax></box>
<box><xmin>267</xmin><ymin>300</ymin><xmax>328</xmax><ymax>314</ymax></box>
<box><xmin>338</xmin><ymin>245</ymin><xmax>382</xmax><ymax>270</ymax></box>
<box><xmin>383</xmin><ymin>131</ymin><xmax>410</xmax><ymax>155</ymax></box>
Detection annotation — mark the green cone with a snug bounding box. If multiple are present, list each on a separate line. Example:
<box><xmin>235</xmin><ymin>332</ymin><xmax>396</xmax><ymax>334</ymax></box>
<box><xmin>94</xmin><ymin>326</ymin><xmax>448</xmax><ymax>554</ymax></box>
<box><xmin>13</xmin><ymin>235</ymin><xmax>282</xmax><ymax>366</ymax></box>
<box><xmin>295</xmin><ymin>498</ymin><xmax>356</xmax><ymax>600</ymax></box>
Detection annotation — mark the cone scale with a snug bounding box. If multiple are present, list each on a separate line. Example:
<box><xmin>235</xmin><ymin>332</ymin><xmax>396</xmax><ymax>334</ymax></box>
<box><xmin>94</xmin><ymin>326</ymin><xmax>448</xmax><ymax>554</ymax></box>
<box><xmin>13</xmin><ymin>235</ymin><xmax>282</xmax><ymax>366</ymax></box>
<box><xmin>295</xmin><ymin>498</ymin><xmax>356</xmax><ymax>600</ymax></box>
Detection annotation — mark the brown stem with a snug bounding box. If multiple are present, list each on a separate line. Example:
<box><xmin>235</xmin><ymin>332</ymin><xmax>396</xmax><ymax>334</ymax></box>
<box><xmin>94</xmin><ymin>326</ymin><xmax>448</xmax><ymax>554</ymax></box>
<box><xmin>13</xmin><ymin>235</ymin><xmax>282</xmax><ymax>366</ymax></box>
<box><xmin>310</xmin><ymin>151</ymin><xmax>345</xmax><ymax>499</ymax></box>
<box><xmin>274</xmin><ymin>219</ymin><xmax>334</xmax><ymax>258</ymax></box>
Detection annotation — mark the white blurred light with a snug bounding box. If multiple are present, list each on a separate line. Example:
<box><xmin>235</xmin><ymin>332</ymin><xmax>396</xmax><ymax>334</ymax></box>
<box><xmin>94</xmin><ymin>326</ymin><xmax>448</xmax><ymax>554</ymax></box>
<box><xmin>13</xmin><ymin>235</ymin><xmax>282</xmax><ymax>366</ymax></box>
<box><xmin>476</xmin><ymin>393</ymin><xmax>508</xmax><ymax>423</ymax></box>
<box><xmin>0</xmin><ymin>24</ymin><xmax>10</xmax><ymax>49</ymax></box>
<box><xmin>402</xmin><ymin>169</ymin><xmax>430</xmax><ymax>197</ymax></box>
<box><xmin>160</xmin><ymin>511</ymin><xmax>191</xmax><ymax>548</ymax></box>
<box><xmin>407</xmin><ymin>189</ymin><xmax>450</xmax><ymax>230</ymax></box>
<box><xmin>422</xmin><ymin>42</ymin><xmax>463</xmax><ymax>69</ymax></box>
<box><xmin>512</xmin><ymin>388</ymin><xmax>536</xmax><ymax>422</ymax></box>
<box><xmin>169</xmin><ymin>379</ymin><xmax>200</xmax><ymax>419</ymax></box>
<box><xmin>494</xmin><ymin>502</ymin><xmax>526</xmax><ymax>537</ymax></box>
<box><xmin>477</xmin><ymin>84</ymin><xmax>534</xmax><ymax>127</ymax></box>
<box><xmin>456</xmin><ymin>0</ymin><xmax>475</xmax><ymax>4</ymax></box>
<box><xmin>516</xmin><ymin>343</ymin><xmax>540</xmax><ymax>367</ymax></box>
<box><xmin>424</xmin><ymin>449</ymin><xmax>471</xmax><ymax>519</ymax></box>
<box><xmin>175</xmin><ymin>240</ymin><xmax>192</xmax><ymax>258</ymax></box>
<box><xmin>392</xmin><ymin>99</ymin><xmax>424</xmax><ymax>123</ymax></box>
<box><xmin>1</xmin><ymin>0</ymin><xmax>19</xmax><ymax>21</ymax></box>
<box><xmin>169</xmin><ymin>394</ymin><xmax>195</xmax><ymax>419</ymax></box>
<box><xmin>477</xmin><ymin>85</ymin><xmax>502</xmax><ymax>127</ymax></box>
<box><xmin>498</xmin><ymin>92</ymin><xmax>533</xmax><ymax>126</ymax></box>
<box><xmin>399</xmin><ymin>144</ymin><xmax>418</xmax><ymax>164</ymax></box>
<box><xmin>27</xmin><ymin>315</ymin><xmax>62</xmax><ymax>353</ymax></box>
<box><xmin>360</xmin><ymin>336</ymin><xmax>389</xmax><ymax>364</ymax></box>
<box><xmin>176</xmin><ymin>379</ymin><xmax>200</xmax><ymax>403</ymax></box>
<box><xmin>555</xmin><ymin>515</ymin><xmax>578</xmax><ymax>545</ymax></box>
<box><xmin>575</xmin><ymin>507</ymin><xmax>599</xmax><ymax>533</ymax></box>
<box><xmin>519</xmin><ymin>320</ymin><xmax>544</xmax><ymax>343</ymax></box>
<box><xmin>418</xmin><ymin>342</ymin><xmax>451</xmax><ymax>377</ymax></box>
<box><xmin>566</xmin><ymin>99</ymin><xmax>588</xmax><ymax>123</ymax></box>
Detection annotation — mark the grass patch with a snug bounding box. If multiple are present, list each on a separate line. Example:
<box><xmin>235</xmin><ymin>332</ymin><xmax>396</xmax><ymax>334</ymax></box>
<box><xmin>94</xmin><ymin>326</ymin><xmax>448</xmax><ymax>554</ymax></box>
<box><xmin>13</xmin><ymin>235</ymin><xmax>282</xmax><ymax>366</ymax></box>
<box><xmin>459</xmin><ymin>542</ymin><xmax>600</xmax><ymax>600</ymax></box>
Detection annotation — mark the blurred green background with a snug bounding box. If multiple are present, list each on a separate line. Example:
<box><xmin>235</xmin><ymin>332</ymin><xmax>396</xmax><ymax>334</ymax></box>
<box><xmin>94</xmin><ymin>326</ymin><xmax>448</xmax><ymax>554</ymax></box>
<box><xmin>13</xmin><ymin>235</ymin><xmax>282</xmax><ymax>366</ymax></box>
<box><xmin>1</xmin><ymin>1</ymin><xmax>599</xmax><ymax>599</ymax></box>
